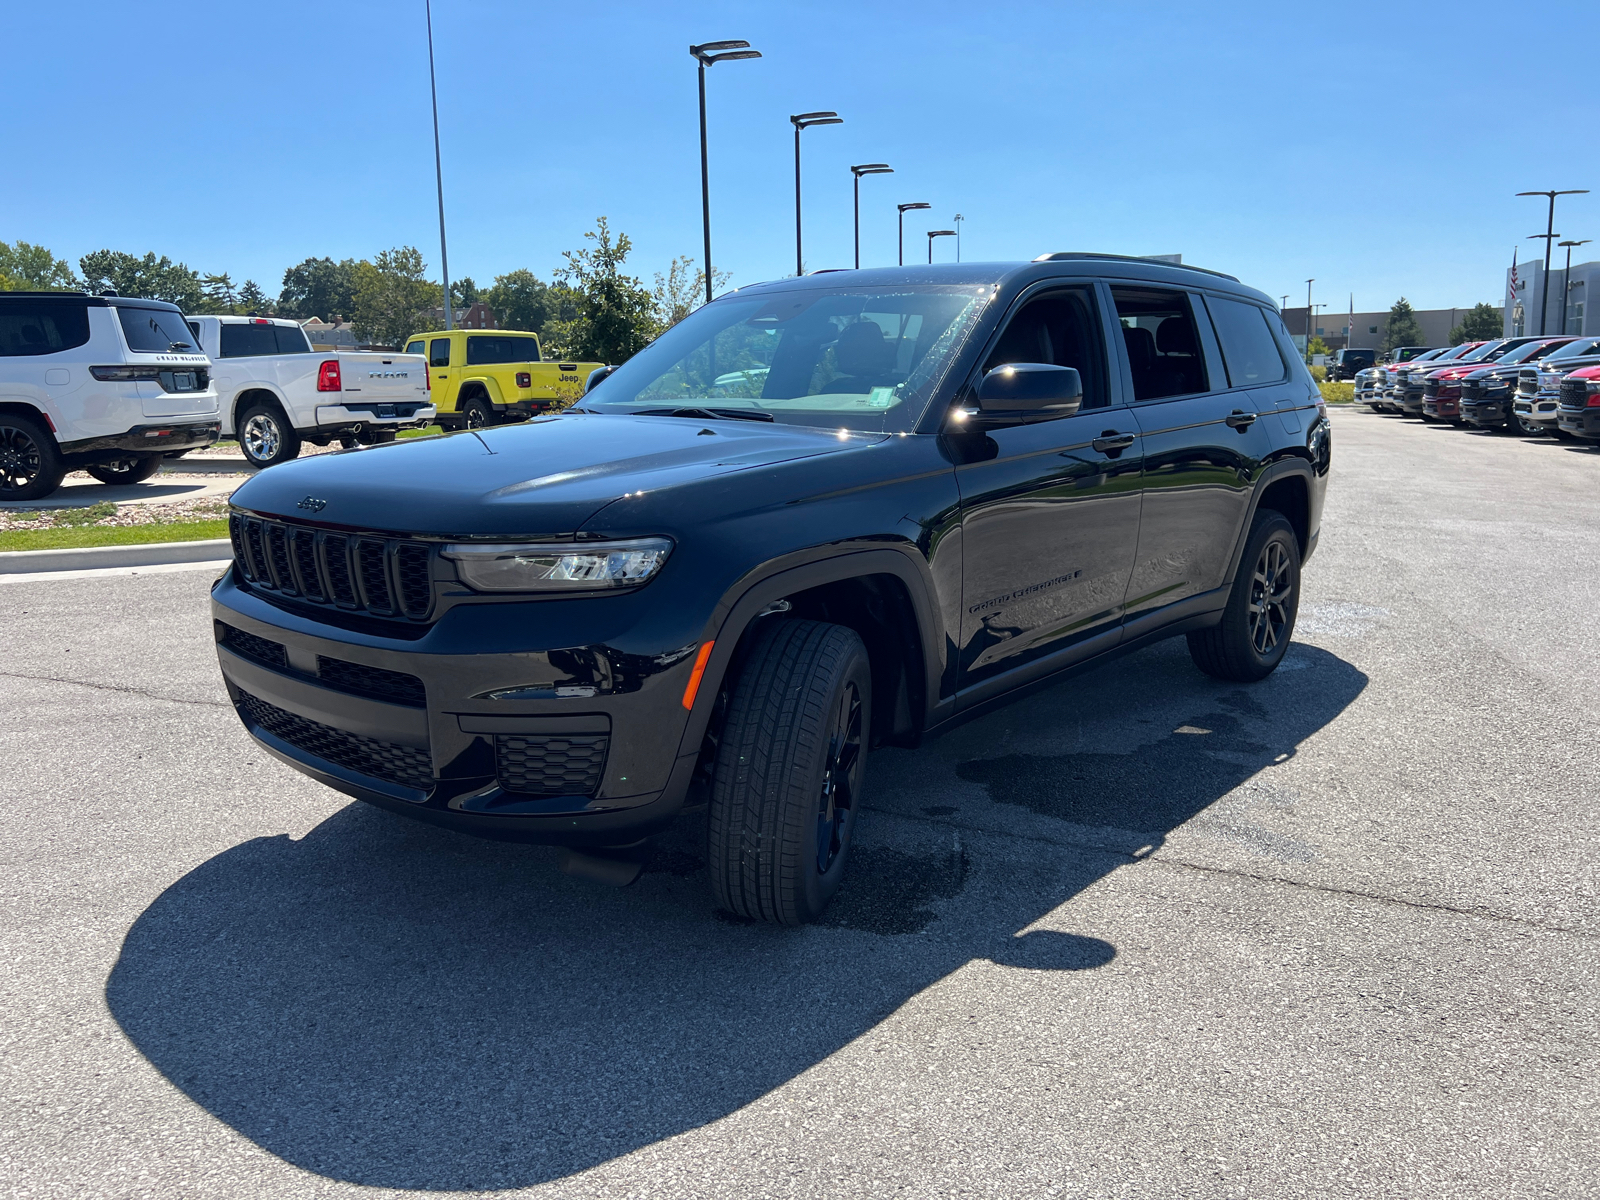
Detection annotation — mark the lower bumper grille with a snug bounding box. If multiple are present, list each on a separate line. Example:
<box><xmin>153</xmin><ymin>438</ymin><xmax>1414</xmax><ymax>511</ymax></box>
<box><xmin>237</xmin><ymin>689</ymin><xmax>433</xmax><ymax>791</ymax></box>
<box><xmin>495</xmin><ymin>734</ymin><xmax>609</xmax><ymax>796</ymax></box>
<box><xmin>217</xmin><ymin>622</ymin><xmax>426</xmax><ymax>708</ymax></box>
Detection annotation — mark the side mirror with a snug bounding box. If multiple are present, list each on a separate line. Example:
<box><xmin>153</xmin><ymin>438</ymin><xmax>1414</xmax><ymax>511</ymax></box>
<box><xmin>976</xmin><ymin>363</ymin><xmax>1083</xmax><ymax>420</ymax></box>
<box><xmin>585</xmin><ymin>364</ymin><xmax>618</xmax><ymax>394</ymax></box>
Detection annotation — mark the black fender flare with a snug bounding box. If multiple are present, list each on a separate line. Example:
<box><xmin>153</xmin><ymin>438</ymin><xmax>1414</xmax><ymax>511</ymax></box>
<box><xmin>1221</xmin><ymin>453</ymin><xmax>1315</xmax><ymax>586</ymax></box>
<box><xmin>674</xmin><ymin>545</ymin><xmax>946</xmax><ymax>758</ymax></box>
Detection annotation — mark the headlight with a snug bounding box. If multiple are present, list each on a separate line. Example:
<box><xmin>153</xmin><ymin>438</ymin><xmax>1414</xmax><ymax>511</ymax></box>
<box><xmin>443</xmin><ymin>537</ymin><xmax>673</xmax><ymax>593</ymax></box>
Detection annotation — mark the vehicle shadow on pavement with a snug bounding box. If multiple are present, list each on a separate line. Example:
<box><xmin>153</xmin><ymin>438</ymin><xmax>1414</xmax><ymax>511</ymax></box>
<box><xmin>106</xmin><ymin>640</ymin><xmax>1366</xmax><ymax>1191</ymax></box>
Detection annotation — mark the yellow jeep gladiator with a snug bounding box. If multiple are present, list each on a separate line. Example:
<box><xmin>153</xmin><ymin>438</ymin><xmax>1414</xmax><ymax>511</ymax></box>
<box><xmin>404</xmin><ymin>329</ymin><xmax>602</xmax><ymax>430</ymax></box>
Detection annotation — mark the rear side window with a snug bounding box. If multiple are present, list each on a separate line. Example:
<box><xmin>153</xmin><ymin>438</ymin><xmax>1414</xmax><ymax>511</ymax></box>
<box><xmin>219</xmin><ymin>323</ymin><xmax>279</xmax><ymax>357</ymax></box>
<box><xmin>0</xmin><ymin>300</ymin><xmax>91</xmax><ymax>356</ymax></box>
<box><xmin>429</xmin><ymin>338</ymin><xmax>452</xmax><ymax>367</ymax></box>
<box><xmin>1206</xmin><ymin>298</ymin><xmax>1288</xmax><ymax>387</ymax></box>
<box><xmin>1110</xmin><ymin>287</ymin><xmax>1208</xmax><ymax>401</ymax></box>
<box><xmin>118</xmin><ymin>306</ymin><xmax>197</xmax><ymax>353</ymax></box>
<box><xmin>466</xmin><ymin>335</ymin><xmax>540</xmax><ymax>365</ymax></box>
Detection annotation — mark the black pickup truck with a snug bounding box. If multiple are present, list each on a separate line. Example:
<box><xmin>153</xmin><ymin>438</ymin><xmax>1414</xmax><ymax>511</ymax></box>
<box><xmin>211</xmin><ymin>256</ymin><xmax>1330</xmax><ymax>924</ymax></box>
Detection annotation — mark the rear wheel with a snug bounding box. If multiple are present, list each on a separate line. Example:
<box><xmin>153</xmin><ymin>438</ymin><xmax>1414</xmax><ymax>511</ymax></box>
<box><xmin>85</xmin><ymin>455</ymin><xmax>162</xmax><ymax>486</ymax></box>
<box><xmin>462</xmin><ymin>398</ymin><xmax>495</xmax><ymax>429</ymax></box>
<box><xmin>707</xmin><ymin>619</ymin><xmax>872</xmax><ymax>925</ymax></box>
<box><xmin>1187</xmin><ymin>510</ymin><xmax>1300</xmax><ymax>682</ymax></box>
<box><xmin>0</xmin><ymin>412</ymin><xmax>66</xmax><ymax>502</ymax></box>
<box><xmin>238</xmin><ymin>401</ymin><xmax>302</xmax><ymax>468</ymax></box>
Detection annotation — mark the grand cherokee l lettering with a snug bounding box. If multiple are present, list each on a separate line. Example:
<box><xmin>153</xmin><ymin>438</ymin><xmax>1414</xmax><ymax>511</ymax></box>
<box><xmin>212</xmin><ymin>256</ymin><xmax>1329</xmax><ymax>923</ymax></box>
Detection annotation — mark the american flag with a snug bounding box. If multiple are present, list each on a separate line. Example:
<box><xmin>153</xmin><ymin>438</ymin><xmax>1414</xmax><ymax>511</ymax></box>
<box><xmin>1509</xmin><ymin>247</ymin><xmax>1519</xmax><ymax>298</ymax></box>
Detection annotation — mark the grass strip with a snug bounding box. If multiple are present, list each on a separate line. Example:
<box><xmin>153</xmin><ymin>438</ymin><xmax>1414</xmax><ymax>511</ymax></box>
<box><xmin>0</xmin><ymin>520</ymin><xmax>230</xmax><ymax>553</ymax></box>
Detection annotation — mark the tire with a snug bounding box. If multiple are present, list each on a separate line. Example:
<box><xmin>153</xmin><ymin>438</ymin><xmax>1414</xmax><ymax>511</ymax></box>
<box><xmin>706</xmin><ymin>619</ymin><xmax>872</xmax><ymax>925</ymax></box>
<box><xmin>237</xmin><ymin>401</ymin><xmax>302</xmax><ymax>468</ymax></box>
<box><xmin>85</xmin><ymin>455</ymin><xmax>162</xmax><ymax>486</ymax></box>
<box><xmin>1505</xmin><ymin>413</ymin><xmax>1537</xmax><ymax>437</ymax></box>
<box><xmin>1187</xmin><ymin>510</ymin><xmax>1301</xmax><ymax>682</ymax></box>
<box><xmin>0</xmin><ymin>412</ymin><xmax>66</xmax><ymax>502</ymax></box>
<box><xmin>461</xmin><ymin>398</ymin><xmax>494</xmax><ymax>429</ymax></box>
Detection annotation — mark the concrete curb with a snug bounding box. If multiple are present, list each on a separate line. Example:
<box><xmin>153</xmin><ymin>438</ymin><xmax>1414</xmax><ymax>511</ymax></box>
<box><xmin>0</xmin><ymin>539</ymin><xmax>233</xmax><ymax>574</ymax></box>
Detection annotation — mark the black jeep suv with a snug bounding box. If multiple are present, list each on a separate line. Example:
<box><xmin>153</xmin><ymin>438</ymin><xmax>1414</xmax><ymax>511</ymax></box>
<box><xmin>212</xmin><ymin>256</ymin><xmax>1329</xmax><ymax>924</ymax></box>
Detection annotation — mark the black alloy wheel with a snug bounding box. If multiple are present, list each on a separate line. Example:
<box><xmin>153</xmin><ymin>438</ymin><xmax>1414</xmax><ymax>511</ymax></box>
<box><xmin>462</xmin><ymin>398</ymin><xmax>494</xmax><ymax>429</ymax></box>
<box><xmin>1187</xmin><ymin>509</ymin><xmax>1301</xmax><ymax>682</ymax></box>
<box><xmin>707</xmin><ymin>619</ymin><xmax>873</xmax><ymax>924</ymax></box>
<box><xmin>85</xmin><ymin>455</ymin><xmax>162</xmax><ymax>486</ymax></box>
<box><xmin>0</xmin><ymin>413</ymin><xmax>67</xmax><ymax>502</ymax></box>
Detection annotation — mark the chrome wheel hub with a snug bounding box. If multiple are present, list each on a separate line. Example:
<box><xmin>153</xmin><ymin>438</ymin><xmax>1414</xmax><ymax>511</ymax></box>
<box><xmin>242</xmin><ymin>414</ymin><xmax>280</xmax><ymax>461</ymax></box>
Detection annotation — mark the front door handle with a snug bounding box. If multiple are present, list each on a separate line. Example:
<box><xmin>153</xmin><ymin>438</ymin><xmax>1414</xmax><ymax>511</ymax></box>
<box><xmin>1091</xmin><ymin>431</ymin><xmax>1137</xmax><ymax>454</ymax></box>
<box><xmin>1225</xmin><ymin>410</ymin><xmax>1257</xmax><ymax>429</ymax></box>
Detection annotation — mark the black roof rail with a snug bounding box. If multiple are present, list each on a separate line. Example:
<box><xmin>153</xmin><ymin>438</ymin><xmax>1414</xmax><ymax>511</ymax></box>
<box><xmin>1031</xmin><ymin>252</ymin><xmax>1240</xmax><ymax>282</ymax></box>
<box><xmin>0</xmin><ymin>289</ymin><xmax>92</xmax><ymax>297</ymax></box>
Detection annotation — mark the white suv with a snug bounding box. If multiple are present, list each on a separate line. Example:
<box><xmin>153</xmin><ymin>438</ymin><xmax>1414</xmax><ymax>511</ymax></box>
<box><xmin>0</xmin><ymin>291</ymin><xmax>220</xmax><ymax>501</ymax></box>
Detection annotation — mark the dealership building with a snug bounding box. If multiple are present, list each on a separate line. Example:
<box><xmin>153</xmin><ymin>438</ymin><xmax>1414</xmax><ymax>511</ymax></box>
<box><xmin>1281</xmin><ymin>305</ymin><xmax>1488</xmax><ymax>351</ymax></box>
<box><xmin>1503</xmin><ymin>255</ymin><xmax>1597</xmax><ymax>337</ymax></box>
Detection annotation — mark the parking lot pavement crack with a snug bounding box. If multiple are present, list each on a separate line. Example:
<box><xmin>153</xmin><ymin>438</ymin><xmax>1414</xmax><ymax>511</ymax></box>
<box><xmin>867</xmin><ymin>804</ymin><xmax>1595</xmax><ymax>940</ymax></box>
<box><xmin>0</xmin><ymin>670</ymin><xmax>228</xmax><ymax>711</ymax></box>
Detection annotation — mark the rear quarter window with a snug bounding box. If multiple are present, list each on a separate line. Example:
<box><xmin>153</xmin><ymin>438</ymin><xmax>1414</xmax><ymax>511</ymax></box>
<box><xmin>466</xmin><ymin>335</ymin><xmax>540</xmax><ymax>365</ymax></box>
<box><xmin>1207</xmin><ymin>298</ymin><xmax>1289</xmax><ymax>387</ymax></box>
<box><xmin>274</xmin><ymin>324</ymin><xmax>312</xmax><ymax>354</ymax></box>
<box><xmin>0</xmin><ymin>300</ymin><xmax>91</xmax><ymax>356</ymax></box>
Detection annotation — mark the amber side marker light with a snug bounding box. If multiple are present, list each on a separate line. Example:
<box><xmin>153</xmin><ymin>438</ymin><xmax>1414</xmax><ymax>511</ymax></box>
<box><xmin>681</xmin><ymin>641</ymin><xmax>715</xmax><ymax>710</ymax></box>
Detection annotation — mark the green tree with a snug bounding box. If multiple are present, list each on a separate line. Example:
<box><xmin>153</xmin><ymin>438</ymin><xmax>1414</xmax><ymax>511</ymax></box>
<box><xmin>450</xmin><ymin>276</ymin><xmax>480</xmax><ymax>309</ymax></box>
<box><xmin>486</xmin><ymin>269</ymin><xmax>554</xmax><ymax>334</ymax></box>
<box><xmin>1381</xmin><ymin>297</ymin><xmax>1425</xmax><ymax>353</ymax></box>
<box><xmin>650</xmin><ymin>255</ymin><xmax>730</xmax><ymax>329</ymax></box>
<box><xmin>351</xmin><ymin>247</ymin><xmax>440</xmax><ymax>348</ymax></box>
<box><xmin>1449</xmin><ymin>302</ymin><xmax>1502</xmax><ymax>345</ymax></box>
<box><xmin>553</xmin><ymin>217</ymin><xmax>659</xmax><ymax>364</ymax></box>
<box><xmin>277</xmin><ymin>256</ymin><xmax>358</xmax><ymax>320</ymax></box>
<box><xmin>237</xmin><ymin>280</ymin><xmax>273</xmax><ymax>314</ymax></box>
<box><xmin>1307</xmin><ymin>335</ymin><xmax>1330</xmax><ymax>358</ymax></box>
<box><xmin>199</xmin><ymin>272</ymin><xmax>239</xmax><ymax>313</ymax></box>
<box><xmin>78</xmin><ymin>250</ymin><xmax>204</xmax><ymax>309</ymax></box>
<box><xmin>0</xmin><ymin>241</ymin><xmax>79</xmax><ymax>290</ymax></box>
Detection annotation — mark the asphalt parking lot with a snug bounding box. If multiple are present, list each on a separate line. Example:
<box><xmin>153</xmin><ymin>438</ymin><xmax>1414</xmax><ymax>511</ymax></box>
<box><xmin>1</xmin><ymin>406</ymin><xmax>1595</xmax><ymax>1199</ymax></box>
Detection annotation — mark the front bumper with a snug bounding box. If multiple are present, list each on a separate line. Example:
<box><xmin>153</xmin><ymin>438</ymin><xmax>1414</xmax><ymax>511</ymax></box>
<box><xmin>1557</xmin><ymin>405</ymin><xmax>1600</xmax><ymax>440</ymax></box>
<box><xmin>210</xmin><ymin>571</ymin><xmax>704</xmax><ymax>845</ymax></box>
<box><xmin>1399</xmin><ymin>390</ymin><xmax>1427</xmax><ymax>414</ymax></box>
<box><xmin>1460</xmin><ymin>398</ymin><xmax>1511</xmax><ymax>427</ymax></box>
<box><xmin>1514</xmin><ymin>394</ymin><xmax>1562</xmax><ymax>427</ymax></box>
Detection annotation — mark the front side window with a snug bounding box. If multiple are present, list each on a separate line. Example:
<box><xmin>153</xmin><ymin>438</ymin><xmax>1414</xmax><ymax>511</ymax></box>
<box><xmin>119</xmin><ymin>306</ymin><xmax>197</xmax><ymax>353</ymax></box>
<box><xmin>1207</xmin><ymin>297</ymin><xmax>1289</xmax><ymax>388</ymax></box>
<box><xmin>466</xmin><ymin>335</ymin><xmax>540</xmax><ymax>365</ymax></box>
<box><xmin>981</xmin><ymin>288</ymin><xmax>1110</xmax><ymax>408</ymax></box>
<box><xmin>584</xmin><ymin>284</ymin><xmax>991</xmax><ymax>432</ymax></box>
<box><xmin>1110</xmin><ymin>287</ymin><xmax>1207</xmax><ymax>400</ymax></box>
<box><xmin>429</xmin><ymin>338</ymin><xmax>452</xmax><ymax>368</ymax></box>
<box><xmin>0</xmin><ymin>300</ymin><xmax>90</xmax><ymax>356</ymax></box>
<box><xmin>405</xmin><ymin>340</ymin><xmax>424</xmax><ymax>356</ymax></box>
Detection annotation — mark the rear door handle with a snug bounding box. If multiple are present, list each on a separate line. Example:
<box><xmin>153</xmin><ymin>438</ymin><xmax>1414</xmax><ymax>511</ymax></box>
<box><xmin>1225</xmin><ymin>410</ymin><xmax>1257</xmax><ymax>429</ymax></box>
<box><xmin>1091</xmin><ymin>432</ymin><xmax>1137</xmax><ymax>454</ymax></box>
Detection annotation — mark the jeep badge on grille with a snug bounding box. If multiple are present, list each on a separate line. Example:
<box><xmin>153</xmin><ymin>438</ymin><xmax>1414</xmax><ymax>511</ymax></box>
<box><xmin>297</xmin><ymin>496</ymin><xmax>328</xmax><ymax>513</ymax></box>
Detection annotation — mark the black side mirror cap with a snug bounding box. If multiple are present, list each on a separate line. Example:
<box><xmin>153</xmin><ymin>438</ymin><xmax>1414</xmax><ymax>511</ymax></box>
<box><xmin>585</xmin><ymin>364</ymin><xmax>618</xmax><ymax>394</ymax></box>
<box><xmin>975</xmin><ymin>363</ymin><xmax>1083</xmax><ymax>421</ymax></box>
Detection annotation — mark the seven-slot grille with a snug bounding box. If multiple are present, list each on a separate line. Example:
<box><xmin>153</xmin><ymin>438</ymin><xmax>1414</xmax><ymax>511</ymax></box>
<box><xmin>229</xmin><ymin>513</ymin><xmax>434</xmax><ymax>619</ymax></box>
<box><xmin>1560</xmin><ymin>378</ymin><xmax>1590</xmax><ymax>408</ymax></box>
<box><xmin>495</xmin><ymin>734</ymin><xmax>609</xmax><ymax>796</ymax></box>
<box><xmin>236</xmin><ymin>690</ymin><xmax>433</xmax><ymax>791</ymax></box>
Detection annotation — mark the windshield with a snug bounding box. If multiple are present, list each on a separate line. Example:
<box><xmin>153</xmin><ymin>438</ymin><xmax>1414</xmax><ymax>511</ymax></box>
<box><xmin>583</xmin><ymin>284</ymin><xmax>992</xmax><ymax>432</ymax></box>
<box><xmin>1460</xmin><ymin>339</ymin><xmax>1508</xmax><ymax>363</ymax></box>
<box><xmin>1540</xmin><ymin>337</ymin><xmax>1600</xmax><ymax>362</ymax></box>
<box><xmin>118</xmin><ymin>305</ymin><xmax>196</xmax><ymax>353</ymax></box>
<box><xmin>1498</xmin><ymin>339</ymin><xmax>1568</xmax><ymax>365</ymax></box>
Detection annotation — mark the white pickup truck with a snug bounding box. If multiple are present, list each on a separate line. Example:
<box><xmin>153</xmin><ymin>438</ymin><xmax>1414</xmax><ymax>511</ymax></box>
<box><xmin>186</xmin><ymin>316</ymin><xmax>434</xmax><ymax>467</ymax></box>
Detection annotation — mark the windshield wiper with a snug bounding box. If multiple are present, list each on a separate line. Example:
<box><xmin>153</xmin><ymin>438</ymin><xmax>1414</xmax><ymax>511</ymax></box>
<box><xmin>168</xmin><ymin>341</ymin><xmax>193</xmax><ymax>351</ymax></box>
<box><xmin>634</xmin><ymin>406</ymin><xmax>774</xmax><ymax>422</ymax></box>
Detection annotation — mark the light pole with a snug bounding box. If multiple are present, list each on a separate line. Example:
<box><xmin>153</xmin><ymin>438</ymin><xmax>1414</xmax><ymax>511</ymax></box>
<box><xmin>1558</xmin><ymin>239</ymin><xmax>1591</xmax><ymax>335</ymax></box>
<box><xmin>1304</xmin><ymin>279</ymin><xmax>1314</xmax><ymax>363</ymax></box>
<box><xmin>424</xmin><ymin>0</ymin><xmax>452</xmax><ymax>331</ymax></box>
<box><xmin>791</xmin><ymin>111</ymin><xmax>842</xmax><ymax>277</ymax></box>
<box><xmin>897</xmin><ymin>203</ymin><xmax>930</xmax><ymax>266</ymax></box>
<box><xmin>850</xmin><ymin>164</ymin><xmax>893</xmax><ymax>269</ymax></box>
<box><xmin>927</xmin><ymin>229</ymin><xmax>956</xmax><ymax>263</ymax></box>
<box><xmin>953</xmin><ymin>213</ymin><xmax>965</xmax><ymax>262</ymax></box>
<box><xmin>690</xmin><ymin>40</ymin><xmax>762</xmax><ymax>305</ymax></box>
<box><xmin>1517</xmin><ymin>190</ymin><xmax>1589</xmax><ymax>334</ymax></box>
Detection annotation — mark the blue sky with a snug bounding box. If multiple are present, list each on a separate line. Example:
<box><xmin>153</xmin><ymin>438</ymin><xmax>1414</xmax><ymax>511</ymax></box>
<box><xmin>5</xmin><ymin>0</ymin><xmax>1596</xmax><ymax>314</ymax></box>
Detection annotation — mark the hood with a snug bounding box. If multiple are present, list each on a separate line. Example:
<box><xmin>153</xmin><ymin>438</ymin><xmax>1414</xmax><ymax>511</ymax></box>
<box><xmin>1568</xmin><ymin>366</ymin><xmax>1600</xmax><ymax>381</ymax></box>
<box><xmin>228</xmin><ymin>413</ymin><xmax>887</xmax><ymax>538</ymax></box>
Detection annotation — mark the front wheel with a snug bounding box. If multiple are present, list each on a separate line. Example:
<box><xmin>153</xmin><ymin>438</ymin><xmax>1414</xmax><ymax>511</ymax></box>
<box><xmin>1187</xmin><ymin>509</ymin><xmax>1301</xmax><ymax>682</ymax></box>
<box><xmin>0</xmin><ymin>412</ymin><xmax>66</xmax><ymax>501</ymax></box>
<box><xmin>238</xmin><ymin>402</ymin><xmax>302</xmax><ymax>468</ymax></box>
<box><xmin>1505</xmin><ymin>413</ymin><xmax>1538</xmax><ymax>436</ymax></box>
<box><xmin>707</xmin><ymin>620</ymin><xmax>872</xmax><ymax>925</ymax></box>
<box><xmin>85</xmin><ymin>455</ymin><xmax>163</xmax><ymax>486</ymax></box>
